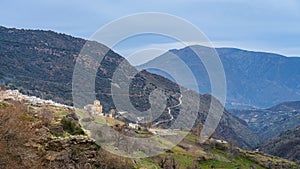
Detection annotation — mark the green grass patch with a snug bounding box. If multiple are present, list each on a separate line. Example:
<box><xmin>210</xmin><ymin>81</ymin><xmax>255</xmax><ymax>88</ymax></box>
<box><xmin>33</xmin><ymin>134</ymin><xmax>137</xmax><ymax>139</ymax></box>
<box><xmin>184</xmin><ymin>134</ymin><xmax>198</xmax><ymax>143</ymax></box>
<box><xmin>20</xmin><ymin>114</ymin><xmax>38</xmax><ymax>121</ymax></box>
<box><xmin>173</xmin><ymin>154</ymin><xmax>194</xmax><ymax>168</ymax></box>
<box><xmin>135</xmin><ymin>129</ymin><xmax>151</xmax><ymax>135</ymax></box>
<box><xmin>136</xmin><ymin>158</ymin><xmax>159</xmax><ymax>169</ymax></box>
<box><xmin>0</xmin><ymin>102</ymin><xmax>9</xmax><ymax>108</ymax></box>
<box><xmin>57</xmin><ymin>111</ymin><xmax>67</xmax><ymax>117</ymax></box>
<box><xmin>199</xmin><ymin>160</ymin><xmax>242</xmax><ymax>169</ymax></box>
<box><xmin>234</xmin><ymin>156</ymin><xmax>264</xmax><ymax>169</ymax></box>
<box><xmin>211</xmin><ymin>149</ymin><xmax>227</xmax><ymax>157</ymax></box>
<box><xmin>171</xmin><ymin>146</ymin><xmax>187</xmax><ymax>154</ymax></box>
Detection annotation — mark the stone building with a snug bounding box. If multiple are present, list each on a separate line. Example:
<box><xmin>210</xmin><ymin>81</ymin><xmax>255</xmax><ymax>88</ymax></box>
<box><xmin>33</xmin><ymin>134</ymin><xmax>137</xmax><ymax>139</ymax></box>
<box><xmin>84</xmin><ymin>100</ymin><xmax>103</xmax><ymax>116</ymax></box>
<box><xmin>94</xmin><ymin>100</ymin><xmax>103</xmax><ymax>113</ymax></box>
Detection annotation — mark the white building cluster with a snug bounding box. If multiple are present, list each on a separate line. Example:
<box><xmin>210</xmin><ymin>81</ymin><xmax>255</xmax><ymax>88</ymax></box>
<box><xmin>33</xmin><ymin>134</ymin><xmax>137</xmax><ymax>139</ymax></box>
<box><xmin>0</xmin><ymin>89</ymin><xmax>71</xmax><ymax>108</ymax></box>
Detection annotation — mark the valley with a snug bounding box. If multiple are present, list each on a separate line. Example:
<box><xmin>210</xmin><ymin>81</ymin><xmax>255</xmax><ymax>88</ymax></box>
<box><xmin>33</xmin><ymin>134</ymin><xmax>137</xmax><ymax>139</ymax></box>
<box><xmin>230</xmin><ymin>101</ymin><xmax>300</xmax><ymax>142</ymax></box>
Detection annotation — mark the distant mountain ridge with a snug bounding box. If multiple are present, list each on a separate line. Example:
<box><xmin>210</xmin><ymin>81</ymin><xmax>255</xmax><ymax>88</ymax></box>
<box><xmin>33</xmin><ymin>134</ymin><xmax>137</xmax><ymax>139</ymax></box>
<box><xmin>267</xmin><ymin>101</ymin><xmax>300</xmax><ymax>112</ymax></box>
<box><xmin>230</xmin><ymin>101</ymin><xmax>300</xmax><ymax>142</ymax></box>
<box><xmin>137</xmin><ymin>45</ymin><xmax>300</xmax><ymax>108</ymax></box>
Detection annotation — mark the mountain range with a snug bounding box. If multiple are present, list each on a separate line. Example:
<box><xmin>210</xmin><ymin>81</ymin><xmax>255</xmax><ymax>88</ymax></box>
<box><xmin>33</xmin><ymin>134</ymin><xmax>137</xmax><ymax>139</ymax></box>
<box><xmin>0</xmin><ymin>26</ymin><xmax>258</xmax><ymax>149</ymax></box>
<box><xmin>137</xmin><ymin>45</ymin><xmax>300</xmax><ymax>109</ymax></box>
<box><xmin>2</xmin><ymin>25</ymin><xmax>300</xmax><ymax>166</ymax></box>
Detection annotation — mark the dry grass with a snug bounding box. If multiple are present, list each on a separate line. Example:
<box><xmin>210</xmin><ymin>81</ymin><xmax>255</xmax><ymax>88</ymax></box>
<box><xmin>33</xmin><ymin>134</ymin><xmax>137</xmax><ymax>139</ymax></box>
<box><xmin>0</xmin><ymin>101</ymin><xmax>37</xmax><ymax>169</ymax></box>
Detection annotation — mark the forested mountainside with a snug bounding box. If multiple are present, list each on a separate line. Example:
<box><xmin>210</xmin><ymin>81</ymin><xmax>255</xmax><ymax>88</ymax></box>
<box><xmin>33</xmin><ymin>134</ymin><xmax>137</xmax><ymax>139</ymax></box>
<box><xmin>0</xmin><ymin>26</ymin><xmax>257</xmax><ymax>149</ymax></box>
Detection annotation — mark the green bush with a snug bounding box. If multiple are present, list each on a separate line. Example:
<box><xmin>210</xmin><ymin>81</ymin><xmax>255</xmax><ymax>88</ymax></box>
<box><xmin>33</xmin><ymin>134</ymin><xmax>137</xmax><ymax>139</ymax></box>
<box><xmin>61</xmin><ymin>117</ymin><xmax>84</xmax><ymax>135</ymax></box>
<box><xmin>0</xmin><ymin>102</ymin><xmax>9</xmax><ymax>108</ymax></box>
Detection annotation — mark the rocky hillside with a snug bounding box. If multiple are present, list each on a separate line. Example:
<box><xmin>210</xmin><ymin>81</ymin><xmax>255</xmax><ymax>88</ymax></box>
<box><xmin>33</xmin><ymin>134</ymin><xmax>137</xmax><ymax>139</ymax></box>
<box><xmin>230</xmin><ymin>101</ymin><xmax>300</xmax><ymax>142</ymax></box>
<box><xmin>259</xmin><ymin>126</ymin><xmax>300</xmax><ymax>165</ymax></box>
<box><xmin>0</xmin><ymin>26</ymin><xmax>259</xmax><ymax>149</ymax></box>
<box><xmin>0</xmin><ymin>98</ymin><xmax>133</xmax><ymax>169</ymax></box>
<box><xmin>0</xmin><ymin>94</ymin><xmax>298</xmax><ymax>169</ymax></box>
<box><xmin>137</xmin><ymin>45</ymin><xmax>300</xmax><ymax>108</ymax></box>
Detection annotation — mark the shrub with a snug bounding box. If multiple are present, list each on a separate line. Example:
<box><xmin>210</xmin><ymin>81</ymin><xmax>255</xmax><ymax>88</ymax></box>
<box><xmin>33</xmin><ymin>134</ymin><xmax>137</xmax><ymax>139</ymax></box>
<box><xmin>0</xmin><ymin>102</ymin><xmax>9</xmax><ymax>108</ymax></box>
<box><xmin>61</xmin><ymin>117</ymin><xmax>84</xmax><ymax>135</ymax></box>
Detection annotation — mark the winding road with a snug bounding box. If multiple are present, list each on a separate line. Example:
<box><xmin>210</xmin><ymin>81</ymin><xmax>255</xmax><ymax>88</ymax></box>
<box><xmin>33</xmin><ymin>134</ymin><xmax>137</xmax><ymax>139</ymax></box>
<box><xmin>153</xmin><ymin>94</ymin><xmax>183</xmax><ymax>126</ymax></box>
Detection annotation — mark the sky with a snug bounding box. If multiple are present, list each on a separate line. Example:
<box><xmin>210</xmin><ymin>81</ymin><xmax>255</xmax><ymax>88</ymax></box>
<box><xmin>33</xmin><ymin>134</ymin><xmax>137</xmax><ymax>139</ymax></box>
<box><xmin>1</xmin><ymin>0</ymin><xmax>300</xmax><ymax>64</ymax></box>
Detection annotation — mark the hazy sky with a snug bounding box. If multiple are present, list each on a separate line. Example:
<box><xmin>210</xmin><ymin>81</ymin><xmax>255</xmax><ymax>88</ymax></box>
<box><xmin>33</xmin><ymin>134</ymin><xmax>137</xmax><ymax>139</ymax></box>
<box><xmin>1</xmin><ymin>0</ymin><xmax>300</xmax><ymax>61</ymax></box>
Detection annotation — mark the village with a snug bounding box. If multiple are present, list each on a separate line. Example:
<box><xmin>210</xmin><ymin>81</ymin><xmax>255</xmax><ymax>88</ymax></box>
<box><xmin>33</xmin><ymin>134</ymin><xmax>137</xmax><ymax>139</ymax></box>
<box><xmin>82</xmin><ymin>98</ymin><xmax>180</xmax><ymax>136</ymax></box>
<box><xmin>0</xmin><ymin>89</ymin><xmax>72</xmax><ymax>108</ymax></box>
<box><xmin>0</xmin><ymin>89</ymin><xmax>184</xmax><ymax>136</ymax></box>
<box><xmin>0</xmin><ymin>88</ymin><xmax>228</xmax><ymax>144</ymax></box>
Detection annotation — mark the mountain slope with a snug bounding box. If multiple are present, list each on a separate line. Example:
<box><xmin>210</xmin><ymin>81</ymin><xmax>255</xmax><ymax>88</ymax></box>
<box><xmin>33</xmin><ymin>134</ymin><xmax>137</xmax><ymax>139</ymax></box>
<box><xmin>259</xmin><ymin>126</ymin><xmax>300</xmax><ymax>164</ymax></box>
<box><xmin>230</xmin><ymin>101</ymin><xmax>300</xmax><ymax>142</ymax></box>
<box><xmin>137</xmin><ymin>45</ymin><xmax>300</xmax><ymax>108</ymax></box>
<box><xmin>0</xmin><ymin>26</ymin><xmax>127</xmax><ymax>111</ymax></box>
<box><xmin>0</xmin><ymin>97</ymin><xmax>133</xmax><ymax>169</ymax></box>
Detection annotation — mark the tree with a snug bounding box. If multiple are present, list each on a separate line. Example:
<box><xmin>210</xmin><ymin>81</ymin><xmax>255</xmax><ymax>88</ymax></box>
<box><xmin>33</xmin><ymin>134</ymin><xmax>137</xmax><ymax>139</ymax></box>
<box><xmin>196</xmin><ymin>120</ymin><xmax>203</xmax><ymax>143</ymax></box>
